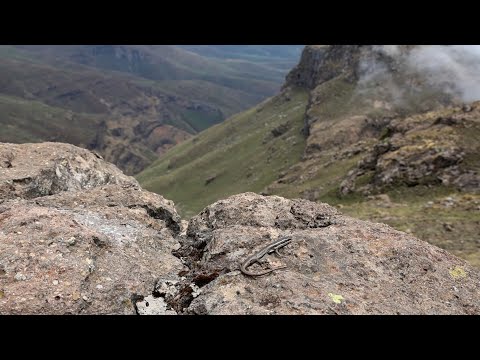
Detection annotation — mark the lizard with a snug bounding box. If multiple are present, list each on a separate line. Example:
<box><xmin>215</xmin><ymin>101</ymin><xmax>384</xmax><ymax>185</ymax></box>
<box><xmin>240</xmin><ymin>236</ymin><xmax>293</xmax><ymax>277</ymax></box>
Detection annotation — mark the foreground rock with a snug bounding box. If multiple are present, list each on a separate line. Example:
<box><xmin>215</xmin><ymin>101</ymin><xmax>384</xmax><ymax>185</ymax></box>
<box><xmin>0</xmin><ymin>142</ymin><xmax>138</xmax><ymax>203</ymax></box>
<box><xmin>166</xmin><ymin>193</ymin><xmax>480</xmax><ymax>315</ymax></box>
<box><xmin>0</xmin><ymin>142</ymin><xmax>183</xmax><ymax>314</ymax></box>
<box><xmin>0</xmin><ymin>185</ymin><xmax>184</xmax><ymax>314</ymax></box>
<box><xmin>1</xmin><ymin>142</ymin><xmax>479</xmax><ymax>315</ymax></box>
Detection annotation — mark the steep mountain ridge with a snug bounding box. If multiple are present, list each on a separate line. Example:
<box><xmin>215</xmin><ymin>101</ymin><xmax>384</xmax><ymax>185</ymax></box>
<box><xmin>139</xmin><ymin>45</ymin><xmax>480</xmax><ymax>267</ymax></box>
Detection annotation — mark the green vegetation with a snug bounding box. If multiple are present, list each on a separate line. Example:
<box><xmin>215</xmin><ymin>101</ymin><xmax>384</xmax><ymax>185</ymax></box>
<box><xmin>0</xmin><ymin>45</ymin><xmax>302</xmax><ymax>174</ymax></box>
<box><xmin>0</xmin><ymin>94</ymin><xmax>100</xmax><ymax>146</ymax></box>
<box><xmin>137</xmin><ymin>89</ymin><xmax>309</xmax><ymax>218</ymax></box>
<box><xmin>138</xmin><ymin>63</ymin><xmax>480</xmax><ymax>269</ymax></box>
<box><xmin>338</xmin><ymin>191</ymin><xmax>480</xmax><ymax>268</ymax></box>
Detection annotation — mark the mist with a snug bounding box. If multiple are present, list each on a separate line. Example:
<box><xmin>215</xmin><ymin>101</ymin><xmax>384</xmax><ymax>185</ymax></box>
<box><xmin>359</xmin><ymin>45</ymin><xmax>480</xmax><ymax>104</ymax></box>
<box><xmin>407</xmin><ymin>45</ymin><xmax>480</xmax><ymax>102</ymax></box>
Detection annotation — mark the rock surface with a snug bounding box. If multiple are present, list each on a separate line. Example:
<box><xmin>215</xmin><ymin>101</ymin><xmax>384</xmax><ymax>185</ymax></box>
<box><xmin>0</xmin><ymin>142</ymin><xmax>138</xmax><ymax>203</ymax></box>
<box><xmin>1</xmin><ymin>142</ymin><xmax>479</xmax><ymax>315</ymax></box>
<box><xmin>0</xmin><ymin>142</ymin><xmax>183</xmax><ymax>314</ymax></box>
<box><xmin>339</xmin><ymin>101</ymin><xmax>480</xmax><ymax>195</ymax></box>
<box><xmin>0</xmin><ymin>185</ymin><xmax>183</xmax><ymax>314</ymax></box>
<box><xmin>169</xmin><ymin>193</ymin><xmax>480</xmax><ymax>315</ymax></box>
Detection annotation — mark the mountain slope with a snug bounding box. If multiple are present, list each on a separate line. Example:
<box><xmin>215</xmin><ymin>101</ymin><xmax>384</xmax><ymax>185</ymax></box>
<box><xmin>0</xmin><ymin>45</ymin><xmax>303</xmax><ymax>174</ymax></box>
<box><xmin>137</xmin><ymin>88</ymin><xmax>308</xmax><ymax>217</ymax></box>
<box><xmin>0</xmin><ymin>55</ymin><xmax>218</xmax><ymax>174</ymax></box>
<box><xmin>12</xmin><ymin>45</ymin><xmax>300</xmax><ymax>108</ymax></box>
<box><xmin>138</xmin><ymin>45</ymin><xmax>480</xmax><ymax>267</ymax></box>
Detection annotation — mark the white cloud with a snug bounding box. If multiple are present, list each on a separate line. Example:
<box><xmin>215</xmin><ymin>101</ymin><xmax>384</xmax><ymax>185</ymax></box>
<box><xmin>406</xmin><ymin>45</ymin><xmax>480</xmax><ymax>102</ymax></box>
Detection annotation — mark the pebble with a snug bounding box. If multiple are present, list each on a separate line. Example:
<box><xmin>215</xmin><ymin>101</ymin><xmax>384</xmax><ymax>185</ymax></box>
<box><xmin>96</xmin><ymin>284</ymin><xmax>103</xmax><ymax>290</ymax></box>
<box><xmin>14</xmin><ymin>273</ymin><xmax>26</xmax><ymax>281</ymax></box>
<box><xmin>53</xmin><ymin>280</ymin><xmax>59</xmax><ymax>285</ymax></box>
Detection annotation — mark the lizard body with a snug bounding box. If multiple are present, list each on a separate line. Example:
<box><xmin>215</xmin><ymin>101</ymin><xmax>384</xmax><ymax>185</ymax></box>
<box><xmin>240</xmin><ymin>236</ymin><xmax>292</xmax><ymax>276</ymax></box>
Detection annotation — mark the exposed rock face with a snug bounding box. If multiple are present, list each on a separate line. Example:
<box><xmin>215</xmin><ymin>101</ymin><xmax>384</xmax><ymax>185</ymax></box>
<box><xmin>1</xmin><ymin>143</ymin><xmax>479</xmax><ymax>315</ymax></box>
<box><xmin>0</xmin><ymin>142</ymin><xmax>138</xmax><ymax>203</ymax></box>
<box><xmin>285</xmin><ymin>45</ymin><xmax>456</xmax><ymax>148</ymax></box>
<box><xmin>339</xmin><ymin>101</ymin><xmax>480</xmax><ymax>195</ymax></box>
<box><xmin>168</xmin><ymin>193</ymin><xmax>480</xmax><ymax>315</ymax></box>
<box><xmin>0</xmin><ymin>185</ymin><xmax>183</xmax><ymax>314</ymax></box>
<box><xmin>285</xmin><ymin>45</ymin><xmax>361</xmax><ymax>89</ymax></box>
<box><xmin>285</xmin><ymin>45</ymin><xmax>417</xmax><ymax>91</ymax></box>
<box><xmin>0</xmin><ymin>142</ymin><xmax>183</xmax><ymax>314</ymax></box>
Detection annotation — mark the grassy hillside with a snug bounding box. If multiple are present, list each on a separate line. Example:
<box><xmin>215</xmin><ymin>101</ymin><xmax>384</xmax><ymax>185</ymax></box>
<box><xmin>0</xmin><ymin>94</ymin><xmax>100</xmax><ymax>146</ymax></box>
<box><xmin>137</xmin><ymin>88</ymin><xmax>309</xmax><ymax>217</ymax></box>
<box><xmin>12</xmin><ymin>45</ymin><xmax>295</xmax><ymax>99</ymax></box>
<box><xmin>138</xmin><ymin>87</ymin><xmax>480</xmax><ymax>267</ymax></box>
<box><xmin>138</xmin><ymin>45</ymin><xmax>480</xmax><ymax>269</ymax></box>
<box><xmin>0</xmin><ymin>45</ymin><xmax>304</xmax><ymax>173</ymax></box>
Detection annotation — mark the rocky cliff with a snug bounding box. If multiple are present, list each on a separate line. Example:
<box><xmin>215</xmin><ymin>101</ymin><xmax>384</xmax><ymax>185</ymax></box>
<box><xmin>137</xmin><ymin>45</ymin><xmax>480</xmax><ymax>268</ymax></box>
<box><xmin>1</xmin><ymin>142</ymin><xmax>479</xmax><ymax>314</ymax></box>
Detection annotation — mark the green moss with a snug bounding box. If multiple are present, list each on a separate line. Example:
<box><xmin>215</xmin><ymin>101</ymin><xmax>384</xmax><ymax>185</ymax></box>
<box><xmin>328</xmin><ymin>293</ymin><xmax>345</xmax><ymax>304</ymax></box>
<box><xmin>449</xmin><ymin>266</ymin><xmax>467</xmax><ymax>280</ymax></box>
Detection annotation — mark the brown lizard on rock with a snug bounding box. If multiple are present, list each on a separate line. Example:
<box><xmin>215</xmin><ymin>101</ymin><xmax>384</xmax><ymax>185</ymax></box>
<box><xmin>240</xmin><ymin>236</ymin><xmax>292</xmax><ymax>276</ymax></box>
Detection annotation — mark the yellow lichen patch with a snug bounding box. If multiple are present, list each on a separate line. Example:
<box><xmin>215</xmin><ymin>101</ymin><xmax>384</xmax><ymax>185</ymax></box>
<box><xmin>328</xmin><ymin>293</ymin><xmax>345</xmax><ymax>304</ymax></box>
<box><xmin>449</xmin><ymin>266</ymin><xmax>467</xmax><ymax>280</ymax></box>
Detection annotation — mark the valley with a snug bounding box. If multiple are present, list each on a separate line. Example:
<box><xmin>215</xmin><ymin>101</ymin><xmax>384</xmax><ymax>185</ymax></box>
<box><xmin>138</xmin><ymin>45</ymin><xmax>480</xmax><ymax>267</ymax></box>
<box><xmin>0</xmin><ymin>45</ymin><xmax>302</xmax><ymax>174</ymax></box>
<box><xmin>1</xmin><ymin>45</ymin><xmax>480</xmax><ymax>315</ymax></box>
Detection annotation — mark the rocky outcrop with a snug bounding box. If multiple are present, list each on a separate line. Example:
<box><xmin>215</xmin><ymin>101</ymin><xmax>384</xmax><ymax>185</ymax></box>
<box><xmin>0</xmin><ymin>142</ymin><xmax>138</xmax><ymax>203</ymax></box>
<box><xmin>0</xmin><ymin>185</ymin><xmax>183</xmax><ymax>314</ymax></box>
<box><xmin>1</xmin><ymin>143</ymin><xmax>479</xmax><ymax>315</ymax></box>
<box><xmin>339</xmin><ymin>102</ymin><xmax>480</xmax><ymax>195</ymax></box>
<box><xmin>0</xmin><ymin>143</ymin><xmax>183</xmax><ymax>314</ymax></box>
<box><xmin>285</xmin><ymin>45</ymin><xmax>418</xmax><ymax>91</ymax></box>
<box><xmin>157</xmin><ymin>193</ymin><xmax>480</xmax><ymax>315</ymax></box>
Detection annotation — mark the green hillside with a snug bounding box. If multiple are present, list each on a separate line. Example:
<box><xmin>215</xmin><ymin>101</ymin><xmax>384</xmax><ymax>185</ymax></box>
<box><xmin>137</xmin><ymin>45</ymin><xmax>480</xmax><ymax>269</ymax></box>
<box><xmin>0</xmin><ymin>45</ymin><xmax>303</xmax><ymax>173</ymax></box>
<box><xmin>137</xmin><ymin>89</ymin><xmax>309</xmax><ymax>217</ymax></box>
<box><xmin>0</xmin><ymin>94</ymin><xmax>100</xmax><ymax>146</ymax></box>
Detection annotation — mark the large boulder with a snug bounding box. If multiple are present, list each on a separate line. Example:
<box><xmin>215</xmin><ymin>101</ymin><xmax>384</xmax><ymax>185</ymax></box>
<box><xmin>0</xmin><ymin>142</ymin><xmax>138</xmax><ymax>203</ymax></box>
<box><xmin>167</xmin><ymin>193</ymin><xmax>479</xmax><ymax>315</ymax></box>
<box><xmin>0</xmin><ymin>185</ymin><xmax>184</xmax><ymax>314</ymax></box>
<box><xmin>0</xmin><ymin>142</ymin><xmax>183</xmax><ymax>314</ymax></box>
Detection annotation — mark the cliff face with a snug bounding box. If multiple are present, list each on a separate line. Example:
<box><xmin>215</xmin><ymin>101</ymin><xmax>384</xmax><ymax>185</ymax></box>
<box><xmin>276</xmin><ymin>46</ymin><xmax>479</xmax><ymax>195</ymax></box>
<box><xmin>285</xmin><ymin>45</ymin><xmax>458</xmax><ymax>139</ymax></box>
<box><xmin>1</xmin><ymin>142</ymin><xmax>479</xmax><ymax>314</ymax></box>
<box><xmin>285</xmin><ymin>45</ymin><xmax>419</xmax><ymax>90</ymax></box>
<box><xmin>285</xmin><ymin>45</ymin><xmax>361</xmax><ymax>89</ymax></box>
